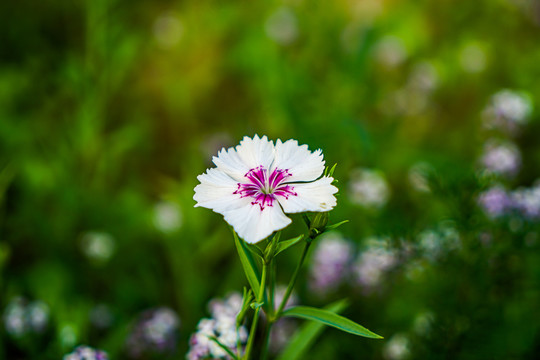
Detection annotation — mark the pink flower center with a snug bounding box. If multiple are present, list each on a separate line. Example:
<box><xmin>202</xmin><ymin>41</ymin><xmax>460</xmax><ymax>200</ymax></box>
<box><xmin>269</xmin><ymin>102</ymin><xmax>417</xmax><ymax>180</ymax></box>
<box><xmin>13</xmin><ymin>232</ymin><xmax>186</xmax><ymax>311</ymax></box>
<box><xmin>234</xmin><ymin>166</ymin><xmax>297</xmax><ymax>210</ymax></box>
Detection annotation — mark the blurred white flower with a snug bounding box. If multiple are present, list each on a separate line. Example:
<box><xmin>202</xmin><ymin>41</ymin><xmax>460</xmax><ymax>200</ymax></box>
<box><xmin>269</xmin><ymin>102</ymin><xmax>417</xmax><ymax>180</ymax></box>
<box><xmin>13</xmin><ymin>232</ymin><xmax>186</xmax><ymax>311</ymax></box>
<box><xmin>194</xmin><ymin>135</ymin><xmax>338</xmax><ymax>244</ymax></box>
<box><xmin>27</xmin><ymin>301</ymin><xmax>49</xmax><ymax>332</ymax></box>
<box><xmin>383</xmin><ymin>333</ymin><xmax>411</xmax><ymax>360</ymax></box>
<box><xmin>309</xmin><ymin>232</ymin><xmax>354</xmax><ymax>295</ymax></box>
<box><xmin>153</xmin><ymin>12</ymin><xmax>183</xmax><ymax>49</ymax></box>
<box><xmin>208</xmin><ymin>292</ymin><xmax>243</xmax><ymax>321</ymax></box>
<box><xmin>265</xmin><ymin>7</ymin><xmax>298</xmax><ymax>45</ymax></box>
<box><xmin>480</xmin><ymin>140</ymin><xmax>521</xmax><ymax>177</ymax></box>
<box><xmin>373</xmin><ymin>36</ymin><xmax>408</xmax><ymax>67</ymax></box>
<box><xmin>417</xmin><ymin>223</ymin><xmax>461</xmax><ymax>262</ymax></box>
<box><xmin>80</xmin><ymin>232</ymin><xmax>115</xmax><ymax>263</ymax></box>
<box><xmin>64</xmin><ymin>345</ymin><xmax>108</xmax><ymax>360</ymax></box>
<box><xmin>511</xmin><ymin>182</ymin><xmax>540</xmax><ymax>219</ymax></box>
<box><xmin>126</xmin><ymin>307</ymin><xmax>180</xmax><ymax>358</ymax></box>
<box><xmin>153</xmin><ymin>201</ymin><xmax>183</xmax><ymax>233</ymax></box>
<box><xmin>482</xmin><ymin>89</ymin><xmax>533</xmax><ymax>134</ymax></box>
<box><xmin>349</xmin><ymin>168</ymin><xmax>390</xmax><ymax>209</ymax></box>
<box><xmin>188</xmin><ymin>292</ymin><xmax>248</xmax><ymax>360</ymax></box>
<box><xmin>3</xmin><ymin>297</ymin><xmax>49</xmax><ymax>337</ymax></box>
<box><xmin>354</xmin><ymin>237</ymin><xmax>398</xmax><ymax>292</ymax></box>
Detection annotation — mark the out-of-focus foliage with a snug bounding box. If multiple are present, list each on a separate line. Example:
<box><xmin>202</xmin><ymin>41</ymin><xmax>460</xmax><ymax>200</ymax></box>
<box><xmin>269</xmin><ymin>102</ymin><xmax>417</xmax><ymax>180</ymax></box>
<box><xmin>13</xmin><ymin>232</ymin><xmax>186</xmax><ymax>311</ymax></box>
<box><xmin>1</xmin><ymin>0</ymin><xmax>540</xmax><ymax>358</ymax></box>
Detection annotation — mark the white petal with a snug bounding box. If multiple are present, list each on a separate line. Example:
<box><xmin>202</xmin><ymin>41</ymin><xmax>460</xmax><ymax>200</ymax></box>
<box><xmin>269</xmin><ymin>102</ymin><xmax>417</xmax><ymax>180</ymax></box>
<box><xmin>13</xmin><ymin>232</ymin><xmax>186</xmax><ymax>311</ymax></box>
<box><xmin>212</xmin><ymin>135</ymin><xmax>275</xmax><ymax>181</ymax></box>
<box><xmin>193</xmin><ymin>168</ymin><xmax>246</xmax><ymax>213</ymax></box>
<box><xmin>278</xmin><ymin>176</ymin><xmax>338</xmax><ymax>213</ymax></box>
<box><xmin>272</xmin><ymin>139</ymin><xmax>325</xmax><ymax>182</ymax></box>
<box><xmin>223</xmin><ymin>203</ymin><xmax>292</xmax><ymax>244</ymax></box>
<box><xmin>212</xmin><ymin>147</ymin><xmax>250</xmax><ymax>182</ymax></box>
<box><xmin>235</xmin><ymin>135</ymin><xmax>275</xmax><ymax>170</ymax></box>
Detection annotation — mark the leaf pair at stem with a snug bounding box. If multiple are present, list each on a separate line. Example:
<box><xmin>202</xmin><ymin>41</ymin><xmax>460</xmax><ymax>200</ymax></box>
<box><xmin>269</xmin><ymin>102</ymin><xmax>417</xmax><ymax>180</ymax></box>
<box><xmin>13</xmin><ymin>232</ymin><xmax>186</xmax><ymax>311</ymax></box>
<box><xmin>232</xmin><ymin>223</ymin><xmax>382</xmax><ymax>360</ymax></box>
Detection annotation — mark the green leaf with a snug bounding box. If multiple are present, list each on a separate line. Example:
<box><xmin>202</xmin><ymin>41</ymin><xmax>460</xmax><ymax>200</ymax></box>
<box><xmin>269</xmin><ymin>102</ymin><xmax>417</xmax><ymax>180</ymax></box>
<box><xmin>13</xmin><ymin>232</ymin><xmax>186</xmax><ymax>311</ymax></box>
<box><xmin>282</xmin><ymin>305</ymin><xmax>383</xmax><ymax>339</ymax></box>
<box><xmin>209</xmin><ymin>336</ymin><xmax>239</xmax><ymax>359</ymax></box>
<box><xmin>275</xmin><ymin>235</ymin><xmax>304</xmax><ymax>256</ymax></box>
<box><xmin>325</xmin><ymin>220</ymin><xmax>349</xmax><ymax>231</ymax></box>
<box><xmin>302</xmin><ymin>213</ymin><xmax>311</xmax><ymax>228</ymax></box>
<box><xmin>326</xmin><ymin>163</ymin><xmax>337</xmax><ymax>177</ymax></box>
<box><xmin>277</xmin><ymin>300</ymin><xmax>348</xmax><ymax>360</ymax></box>
<box><xmin>232</xmin><ymin>229</ymin><xmax>261</xmax><ymax>299</ymax></box>
<box><xmin>236</xmin><ymin>287</ymin><xmax>254</xmax><ymax>326</ymax></box>
<box><xmin>246</xmin><ymin>243</ymin><xmax>265</xmax><ymax>259</ymax></box>
<box><xmin>250</xmin><ymin>301</ymin><xmax>264</xmax><ymax>310</ymax></box>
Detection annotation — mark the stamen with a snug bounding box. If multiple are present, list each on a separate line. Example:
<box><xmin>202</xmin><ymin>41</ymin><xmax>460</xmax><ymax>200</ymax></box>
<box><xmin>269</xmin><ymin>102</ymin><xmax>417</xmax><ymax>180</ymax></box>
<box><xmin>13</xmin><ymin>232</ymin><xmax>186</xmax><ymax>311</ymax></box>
<box><xmin>234</xmin><ymin>166</ymin><xmax>297</xmax><ymax>210</ymax></box>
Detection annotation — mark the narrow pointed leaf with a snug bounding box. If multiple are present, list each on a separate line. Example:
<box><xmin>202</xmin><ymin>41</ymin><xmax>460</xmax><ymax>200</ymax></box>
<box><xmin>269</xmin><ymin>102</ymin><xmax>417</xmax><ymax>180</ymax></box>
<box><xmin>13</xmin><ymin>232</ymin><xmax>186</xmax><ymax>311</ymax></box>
<box><xmin>209</xmin><ymin>336</ymin><xmax>239</xmax><ymax>359</ymax></box>
<box><xmin>232</xmin><ymin>229</ymin><xmax>261</xmax><ymax>299</ymax></box>
<box><xmin>246</xmin><ymin>243</ymin><xmax>265</xmax><ymax>259</ymax></box>
<box><xmin>275</xmin><ymin>235</ymin><xmax>304</xmax><ymax>256</ymax></box>
<box><xmin>282</xmin><ymin>306</ymin><xmax>383</xmax><ymax>339</ymax></box>
<box><xmin>277</xmin><ymin>300</ymin><xmax>348</xmax><ymax>360</ymax></box>
<box><xmin>325</xmin><ymin>220</ymin><xmax>349</xmax><ymax>231</ymax></box>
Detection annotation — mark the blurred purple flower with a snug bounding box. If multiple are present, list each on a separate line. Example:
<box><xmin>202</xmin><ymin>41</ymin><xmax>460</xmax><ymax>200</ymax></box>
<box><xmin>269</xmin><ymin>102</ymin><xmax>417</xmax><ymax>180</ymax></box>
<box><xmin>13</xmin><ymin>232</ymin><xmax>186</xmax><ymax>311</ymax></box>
<box><xmin>480</xmin><ymin>140</ymin><xmax>521</xmax><ymax>177</ymax></box>
<box><xmin>187</xmin><ymin>293</ymin><xmax>248</xmax><ymax>360</ymax></box>
<box><xmin>482</xmin><ymin>89</ymin><xmax>533</xmax><ymax>135</ymax></box>
<box><xmin>478</xmin><ymin>186</ymin><xmax>512</xmax><ymax>218</ymax></box>
<box><xmin>63</xmin><ymin>346</ymin><xmax>108</xmax><ymax>360</ymax></box>
<box><xmin>511</xmin><ymin>184</ymin><xmax>540</xmax><ymax>219</ymax></box>
<box><xmin>126</xmin><ymin>307</ymin><xmax>180</xmax><ymax>358</ymax></box>
<box><xmin>309</xmin><ymin>233</ymin><xmax>354</xmax><ymax>295</ymax></box>
<box><xmin>354</xmin><ymin>238</ymin><xmax>398</xmax><ymax>292</ymax></box>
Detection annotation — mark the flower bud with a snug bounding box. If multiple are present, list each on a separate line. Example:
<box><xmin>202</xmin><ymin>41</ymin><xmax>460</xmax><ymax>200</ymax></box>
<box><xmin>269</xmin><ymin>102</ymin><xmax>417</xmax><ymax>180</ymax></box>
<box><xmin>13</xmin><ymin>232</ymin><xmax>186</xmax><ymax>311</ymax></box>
<box><xmin>308</xmin><ymin>212</ymin><xmax>329</xmax><ymax>240</ymax></box>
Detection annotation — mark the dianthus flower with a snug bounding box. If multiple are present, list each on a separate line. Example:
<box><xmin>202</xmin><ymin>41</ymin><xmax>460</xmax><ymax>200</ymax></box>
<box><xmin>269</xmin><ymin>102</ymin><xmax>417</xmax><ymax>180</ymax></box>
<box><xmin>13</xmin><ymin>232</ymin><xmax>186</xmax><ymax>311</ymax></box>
<box><xmin>194</xmin><ymin>135</ymin><xmax>338</xmax><ymax>243</ymax></box>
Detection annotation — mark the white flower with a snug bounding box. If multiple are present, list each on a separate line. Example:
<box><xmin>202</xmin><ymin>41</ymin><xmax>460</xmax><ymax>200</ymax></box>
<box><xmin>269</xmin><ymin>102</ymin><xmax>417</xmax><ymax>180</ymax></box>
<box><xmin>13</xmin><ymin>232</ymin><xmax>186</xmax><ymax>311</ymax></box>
<box><xmin>194</xmin><ymin>135</ymin><xmax>338</xmax><ymax>244</ymax></box>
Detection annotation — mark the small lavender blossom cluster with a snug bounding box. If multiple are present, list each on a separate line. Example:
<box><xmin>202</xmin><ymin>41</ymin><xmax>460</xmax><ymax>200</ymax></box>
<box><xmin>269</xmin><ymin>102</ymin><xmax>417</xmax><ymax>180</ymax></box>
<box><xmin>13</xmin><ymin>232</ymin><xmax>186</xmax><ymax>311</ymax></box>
<box><xmin>64</xmin><ymin>346</ymin><xmax>108</xmax><ymax>360</ymax></box>
<box><xmin>478</xmin><ymin>183</ymin><xmax>540</xmax><ymax>219</ymax></box>
<box><xmin>309</xmin><ymin>233</ymin><xmax>400</xmax><ymax>295</ymax></box>
<box><xmin>479</xmin><ymin>140</ymin><xmax>521</xmax><ymax>178</ymax></box>
<box><xmin>126</xmin><ymin>307</ymin><xmax>180</xmax><ymax>358</ymax></box>
<box><xmin>482</xmin><ymin>89</ymin><xmax>532</xmax><ymax>135</ymax></box>
<box><xmin>309</xmin><ymin>233</ymin><xmax>355</xmax><ymax>294</ymax></box>
<box><xmin>187</xmin><ymin>293</ymin><xmax>248</xmax><ymax>360</ymax></box>
<box><xmin>476</xmin><ymin>88</ymin><xmax>535</xmax><ymax>218</ymax></box>
<box><xmin>354</xmin><ymin>239</ymin><xmax>399</xmax><ymax>291</ymax></box>
<box><xmin>477</xmin><ymin>89</ymin><xmax>533</xmax><ymax>178</ymax></box>
<box><xmin>416</xmin><ymin>224</ymin><xmax>461</xmax><ymax>262</ymax></box>
<box><xmin>3</xmin><ymin>297</ymin><xmax>49</xmax><ymax>338</ymax></box>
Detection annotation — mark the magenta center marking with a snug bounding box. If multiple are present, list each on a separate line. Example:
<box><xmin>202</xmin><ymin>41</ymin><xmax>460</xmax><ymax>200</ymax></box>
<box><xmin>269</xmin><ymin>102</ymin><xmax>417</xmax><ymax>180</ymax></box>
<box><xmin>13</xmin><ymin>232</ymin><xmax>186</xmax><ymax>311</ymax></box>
<box><xmin>233</xmin><ymin>166</ymin><xmax>297</xmax><ymax>210</ymax></box>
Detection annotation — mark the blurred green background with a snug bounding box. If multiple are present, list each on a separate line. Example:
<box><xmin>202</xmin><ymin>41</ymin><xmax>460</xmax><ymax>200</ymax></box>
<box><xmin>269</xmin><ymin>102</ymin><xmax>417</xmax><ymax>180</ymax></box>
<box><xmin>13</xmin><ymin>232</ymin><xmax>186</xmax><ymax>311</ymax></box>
<box><xmin>1</xmin><ymin>0</ymin><xmax>540</xmax><ymax>359</ymax></box>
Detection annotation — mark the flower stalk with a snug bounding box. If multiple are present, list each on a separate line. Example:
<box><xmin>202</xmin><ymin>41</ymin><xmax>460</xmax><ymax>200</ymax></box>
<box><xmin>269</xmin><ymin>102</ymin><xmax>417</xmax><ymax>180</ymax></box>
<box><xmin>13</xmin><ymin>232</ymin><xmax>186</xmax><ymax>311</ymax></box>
<box><xmin>244</xmin><ymin>260</ymin><xmax>268</xmax><ymax>360</ymax></box>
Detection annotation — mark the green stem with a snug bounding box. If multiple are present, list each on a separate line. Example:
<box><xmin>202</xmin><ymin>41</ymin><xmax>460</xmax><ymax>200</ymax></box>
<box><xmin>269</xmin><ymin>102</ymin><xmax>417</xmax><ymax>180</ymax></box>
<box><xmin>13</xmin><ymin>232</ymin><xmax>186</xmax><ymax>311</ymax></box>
<box><xmin>260</xmin><ymin>318</ymin><xmax>273</xmax><ymax>360</ymax></box>
<box><xmin>260</xmin><ymin>258</ymin><xmax>276</xmax><ymax>360</ymax></box>
<box><xmin>244</xmin><ymin>261</ymin><xmax>268</xmax><ymax>360</ymax></box>
<box><xmin>275</xmin><ymin>241</ymin><xmax>311</xmax><ymax>318</ymax></box>
<box><xmin>269</xmin><ymin>257</ymin><xmax>276</xmax><ymax>317</ymax></box>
